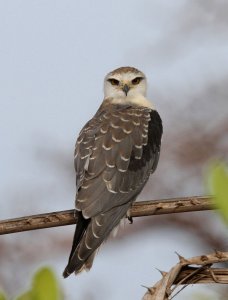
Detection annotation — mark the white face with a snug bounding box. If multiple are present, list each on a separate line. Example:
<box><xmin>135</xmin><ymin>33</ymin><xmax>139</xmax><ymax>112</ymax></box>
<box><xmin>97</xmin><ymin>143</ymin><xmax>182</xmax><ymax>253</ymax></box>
<box><xmin>103</xmin><ymin>70</ymin><xmax>147</xmax><ymax>99</ymax></box>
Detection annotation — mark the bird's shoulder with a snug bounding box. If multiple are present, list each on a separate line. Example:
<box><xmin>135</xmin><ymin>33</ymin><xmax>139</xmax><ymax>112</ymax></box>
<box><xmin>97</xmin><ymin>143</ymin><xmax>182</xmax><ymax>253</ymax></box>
<box><xmin>75</xmin><ymin>103</ymin><xmax>162</xmax><ymax>156</ymax></box>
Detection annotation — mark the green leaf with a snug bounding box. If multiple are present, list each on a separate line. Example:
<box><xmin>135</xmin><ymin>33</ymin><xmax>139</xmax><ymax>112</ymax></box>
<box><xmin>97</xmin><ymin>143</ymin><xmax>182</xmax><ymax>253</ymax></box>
<box><xmin>208</xmin><ymin>161</ymin><xmax>228</xmax><ymax>224</ymax></box>
<box><xmin>16</xmin><ymin>291</ymin><xmax>32</xmax><ymax>300</ymax></box>
<box><xmin>31</xmin><ymin>267</ymin><xmax>60</xmax><ymax>300</ymax></box>
<box><xmin>0</xmin><ymin>291</ymin><xmax>7</xmax><ymax>300</ymax></box>
<box><xmin>15</xmin><ymin>267</ymin><xmax>62</xmax><ymax>300</ymax></box>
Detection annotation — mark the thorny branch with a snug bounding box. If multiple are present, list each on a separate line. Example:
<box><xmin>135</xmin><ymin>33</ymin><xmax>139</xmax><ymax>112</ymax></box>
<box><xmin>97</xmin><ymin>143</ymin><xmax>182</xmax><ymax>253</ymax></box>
<box><xmin>0</xmin><ymin>196</ymin><xmax>213</xmax><ymax>235</ymax></box>
<box><xmin>1</xmin><ymin>195</ymin><xmax>227</xmax><ymax>300</ymax></box>
<box><xmin>142</xmin><ymin>251</ymin><xmax>228</xmax><ymax>300</ymax></box>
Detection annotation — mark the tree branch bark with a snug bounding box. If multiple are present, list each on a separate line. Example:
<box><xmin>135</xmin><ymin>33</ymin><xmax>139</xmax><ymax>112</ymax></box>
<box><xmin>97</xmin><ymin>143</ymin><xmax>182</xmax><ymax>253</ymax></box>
<box><xmin>0</xmin><ymin>196</ymin><xmax>213</xmax><ymax>235</ymax></box>
<box><xmin>142</xmin><ymin>251</ymin><xmax>228</xmax><ymax>300</ymax></box>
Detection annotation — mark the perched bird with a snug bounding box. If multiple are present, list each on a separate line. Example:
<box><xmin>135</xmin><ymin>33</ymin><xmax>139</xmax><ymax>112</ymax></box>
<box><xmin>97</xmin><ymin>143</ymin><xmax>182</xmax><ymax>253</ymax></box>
<box><xmin>63</xmin><ymin>66</ymin><xmax>163</xmax><ymax>278</ymax></box>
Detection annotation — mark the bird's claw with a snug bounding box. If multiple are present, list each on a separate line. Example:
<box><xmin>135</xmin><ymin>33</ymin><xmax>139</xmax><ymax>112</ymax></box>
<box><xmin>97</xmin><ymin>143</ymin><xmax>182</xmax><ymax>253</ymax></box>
<box><xmin>128</xmin><ymin>216</ymin><xmax>133</xmax><ymax>224</ymax></box>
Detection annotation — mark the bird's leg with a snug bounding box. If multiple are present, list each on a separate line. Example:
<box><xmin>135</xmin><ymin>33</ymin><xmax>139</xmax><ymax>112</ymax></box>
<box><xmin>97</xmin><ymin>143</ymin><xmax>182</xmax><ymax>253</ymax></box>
<box><xmin>126</xmin><ymin>209</ymin><xmax>133</xmax><ymax>224</ymax></box>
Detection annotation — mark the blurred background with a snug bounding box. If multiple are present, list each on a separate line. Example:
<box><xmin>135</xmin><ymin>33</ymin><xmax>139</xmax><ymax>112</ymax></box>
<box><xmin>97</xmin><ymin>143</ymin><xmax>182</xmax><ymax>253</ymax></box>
<box><xmin>0</xmin><ymin>0</ymin><xmax>228</xmax><ymax>299</ymax></box>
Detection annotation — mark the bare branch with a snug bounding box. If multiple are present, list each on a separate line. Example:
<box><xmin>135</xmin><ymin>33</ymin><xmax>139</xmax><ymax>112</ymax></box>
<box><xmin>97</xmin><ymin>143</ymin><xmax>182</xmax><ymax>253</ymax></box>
<box><xmin>175</xmin><ymin>266</ymin><xmax>228</xmax><ymax>284</ymax></box>
<box><xmin>0</xmin><ymin>196</ymin><xmax>213</xmax><ymax>235</ymax></box>
<box><xmin>142</xmin><ymin>251</ymin><xmax>228</xmax><ymax>300</ymax></box>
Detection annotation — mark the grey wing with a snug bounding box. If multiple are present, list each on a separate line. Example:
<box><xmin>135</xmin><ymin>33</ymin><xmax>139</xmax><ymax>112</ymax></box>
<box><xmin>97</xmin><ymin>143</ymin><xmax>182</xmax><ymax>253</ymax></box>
<box><xmin>63</xmin><ymin>107</ymin><xmax>162</xmax><ymax>276</ymax></box>
<box><xmin>74</xmin><ymin>117</ymin><xmax>101</xmax><ymax>192</ymax></box>
<box><xmin>75</xmin><ymin>107</ymin><xmax>160</xmax><ymax>219</ymax></box>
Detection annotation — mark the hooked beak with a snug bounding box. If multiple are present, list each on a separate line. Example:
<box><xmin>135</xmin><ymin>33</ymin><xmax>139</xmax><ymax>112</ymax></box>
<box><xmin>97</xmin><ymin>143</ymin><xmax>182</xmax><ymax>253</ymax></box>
<box><xmin>122</xmin><ymin>84</ymin><xmax>130</xmax><ymax>96</ymax></box>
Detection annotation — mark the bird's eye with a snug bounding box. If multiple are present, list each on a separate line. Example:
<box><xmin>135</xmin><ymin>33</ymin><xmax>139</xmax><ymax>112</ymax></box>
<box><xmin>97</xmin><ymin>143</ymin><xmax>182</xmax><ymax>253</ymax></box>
<box><xmin>107</xmin><ymin>78</ymin><xmax>119</xmax><ymax>86</ymax></box>
<box><xmin>132</xmin><ymin>77</ymin><xmax>143</xmax><ymax>85</ymax></box>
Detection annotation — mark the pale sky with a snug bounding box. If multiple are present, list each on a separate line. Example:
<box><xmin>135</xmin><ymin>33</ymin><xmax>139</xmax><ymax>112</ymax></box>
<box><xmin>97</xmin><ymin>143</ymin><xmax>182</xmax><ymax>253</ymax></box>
<box><xmin>0</xmin><ymin>1</ymin><xmax>228</xmax><ymax>299</ymax></box>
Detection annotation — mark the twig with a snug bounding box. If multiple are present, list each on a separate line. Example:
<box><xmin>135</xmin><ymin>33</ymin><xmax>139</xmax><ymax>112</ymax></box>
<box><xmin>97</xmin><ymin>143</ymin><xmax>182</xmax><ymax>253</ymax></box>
<box><xmin>0</xmin><ymin>196</ymin><xmax>213</xmax><ymax>235</ymax></box>
<box><xmin>142</xmin><ymin>251</ymin><xmax>228</xmax><ymax>300</ymax></box>
<box><xmin>175</xmin><ymin>266</ymin><xmax>228</xmax><ymax>284</ymax></box>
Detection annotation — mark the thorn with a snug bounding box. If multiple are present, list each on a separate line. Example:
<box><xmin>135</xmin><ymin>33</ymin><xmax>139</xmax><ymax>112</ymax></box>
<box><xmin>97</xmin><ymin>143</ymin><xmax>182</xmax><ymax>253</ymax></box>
<box><xmin>155</xmin><ymin>268</ymin><xmax>167</xmax><ymax>277</ymax></box>
<box><xmin>175</xmin><ymin>251</ymin><xmax>187</xmax><ymax>263</ymax></box>
<box><xmin>141</xmin><ymin>285</ymin><xmax>156</xmax><ymax>295</ymax></box>
<box><xmin>141</xmin><ymin>285</ymin><xmax>149</xmax><ymax>289</ymax></box>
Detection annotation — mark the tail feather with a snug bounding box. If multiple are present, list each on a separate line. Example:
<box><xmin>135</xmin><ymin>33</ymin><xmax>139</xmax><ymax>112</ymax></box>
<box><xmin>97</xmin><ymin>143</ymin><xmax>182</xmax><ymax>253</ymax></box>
<box><xmin>82</xmin><ymin>249</ymin><xmax>98</xmax><ymax>272</ymax></box>
<box><xmin>63</xmin><ymin>211</ymin><xmax>89</xmax><ymax>278</ymax></box>
<box><xmin>68</xmin><ymin>211</ymin><xmax>90</xmax><ymax>262</ymax></box>
<box><xmin>63</xmin><ymin>203</ymin><xmax>131</xmax><ymax>278</ymax></box>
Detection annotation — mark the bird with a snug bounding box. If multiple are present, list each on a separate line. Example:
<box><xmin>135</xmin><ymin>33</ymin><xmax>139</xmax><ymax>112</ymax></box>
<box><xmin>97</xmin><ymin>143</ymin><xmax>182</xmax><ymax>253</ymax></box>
<box><xmin>63</xmin><ymin>66</ymin><xmax>163</xmax><ymax>278</ymax></box>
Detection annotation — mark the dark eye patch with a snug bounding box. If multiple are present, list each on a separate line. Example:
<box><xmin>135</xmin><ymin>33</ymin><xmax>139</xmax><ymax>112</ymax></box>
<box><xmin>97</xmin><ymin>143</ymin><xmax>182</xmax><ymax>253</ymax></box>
<box><xmin>132</xmin><ymin>77</ymin><xmax>144</xmax><ymax>85</ymax></box>
<box><xmin>107</xmin><ymin>78</ymin><xmax>120</xmax><ymax>86</ymax></box>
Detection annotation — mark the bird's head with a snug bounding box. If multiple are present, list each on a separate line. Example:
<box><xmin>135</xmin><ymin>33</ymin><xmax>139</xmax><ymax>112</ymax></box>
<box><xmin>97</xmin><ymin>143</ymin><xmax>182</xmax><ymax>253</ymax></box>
<box><xmin>103</xmin><ymin>67</ymin><xmax>147</xmax><ymax>100</ymax></box>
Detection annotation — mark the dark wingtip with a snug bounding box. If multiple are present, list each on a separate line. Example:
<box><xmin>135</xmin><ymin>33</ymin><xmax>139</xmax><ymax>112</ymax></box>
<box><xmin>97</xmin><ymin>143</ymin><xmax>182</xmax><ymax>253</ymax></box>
<box><xmin>62</xmin><ymin>267</ymin><xmax>71</xmax><ymax>278</ymax></box>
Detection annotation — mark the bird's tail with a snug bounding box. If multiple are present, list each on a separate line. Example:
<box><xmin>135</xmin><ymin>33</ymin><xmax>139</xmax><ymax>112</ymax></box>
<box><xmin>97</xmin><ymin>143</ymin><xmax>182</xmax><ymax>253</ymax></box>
<box><xmin>63</xmin><ymin>203</ymin><xmax>131</xmax><ymax>278</ymax></box>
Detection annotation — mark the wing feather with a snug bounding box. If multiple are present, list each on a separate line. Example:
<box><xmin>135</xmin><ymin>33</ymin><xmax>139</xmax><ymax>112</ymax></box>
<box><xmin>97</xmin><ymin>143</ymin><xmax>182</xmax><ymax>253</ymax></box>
<box><xmin>63</xmin><ymin>105</ymin><xmax>163</xmax><ymax>277</ymax></box>
<box><xmin>74</xmin><ymin>106</ymin><xmax>162</xmax><ymax>216</ymax></box>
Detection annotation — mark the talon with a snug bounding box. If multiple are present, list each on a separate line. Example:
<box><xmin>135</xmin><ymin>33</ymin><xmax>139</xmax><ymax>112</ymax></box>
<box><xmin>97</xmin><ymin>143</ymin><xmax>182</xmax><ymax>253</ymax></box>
<box><xmin>128</xmin><ymin>216</ymin><xmax>133</xmax><ymax>224</ymax></box>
